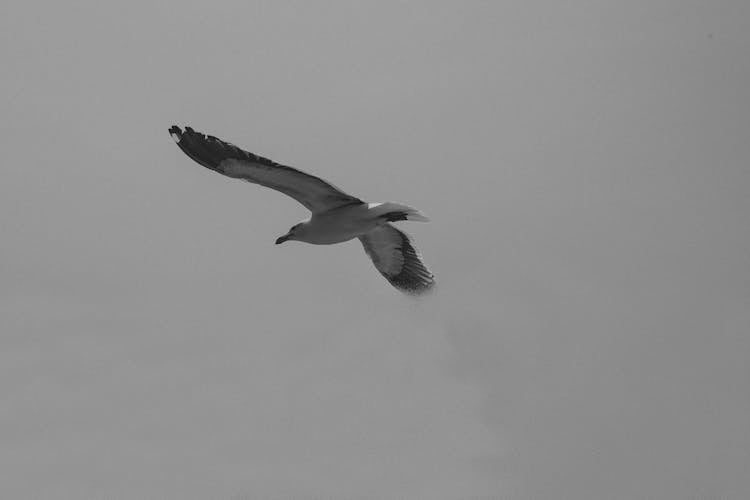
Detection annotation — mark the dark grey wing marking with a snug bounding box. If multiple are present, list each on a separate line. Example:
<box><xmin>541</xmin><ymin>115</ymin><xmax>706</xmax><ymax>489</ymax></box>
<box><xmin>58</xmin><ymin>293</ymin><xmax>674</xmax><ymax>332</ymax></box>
<box><xmin>169</xmin><ymin>126</ymin><xmax>363</xmax><ymax>214</ymax></box>
<box><xmin>359</xmin><ymin>224</ymin><xmax>435</xmax><ymax>295</ymax></box>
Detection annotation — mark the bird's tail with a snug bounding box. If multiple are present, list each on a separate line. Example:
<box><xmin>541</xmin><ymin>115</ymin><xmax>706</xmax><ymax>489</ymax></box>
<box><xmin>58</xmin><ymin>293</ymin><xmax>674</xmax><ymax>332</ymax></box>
<box><xmin>369</xmin><ymin>202</ymin><xmax>430</xmax><ymax>222</ymax></box>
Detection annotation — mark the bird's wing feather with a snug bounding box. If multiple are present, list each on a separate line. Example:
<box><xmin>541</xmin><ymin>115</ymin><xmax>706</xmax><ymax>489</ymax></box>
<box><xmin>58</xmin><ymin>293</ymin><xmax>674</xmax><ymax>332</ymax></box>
<box><xmin>359</xmin><ymin>224</ymin><xmax>435</xmax><ymax>295</ymax></box>
<box><xmin>169</xmin><ymin>126</ymin><xmax>363</xmax><ymax>214</ymax></box>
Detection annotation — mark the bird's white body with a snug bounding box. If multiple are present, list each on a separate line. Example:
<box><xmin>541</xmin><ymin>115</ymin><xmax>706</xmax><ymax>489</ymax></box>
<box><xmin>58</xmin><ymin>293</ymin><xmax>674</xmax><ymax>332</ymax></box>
<box><xmin>294</xmin><ymin>202</ymin><xmax>428</xmax><ymax>245</ymax></box>
<box><xmin>298</xmin><ymin>204</ymin><xmax>379</xmax><ymax>245</ymax></box>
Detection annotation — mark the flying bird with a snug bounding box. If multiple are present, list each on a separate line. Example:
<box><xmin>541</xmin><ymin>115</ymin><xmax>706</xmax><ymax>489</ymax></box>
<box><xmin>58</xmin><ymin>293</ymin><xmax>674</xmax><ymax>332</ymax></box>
<box><xmin>169</xmin><ymin>126</ymin><xmax>435</xmax><ymax>294</ymax></box>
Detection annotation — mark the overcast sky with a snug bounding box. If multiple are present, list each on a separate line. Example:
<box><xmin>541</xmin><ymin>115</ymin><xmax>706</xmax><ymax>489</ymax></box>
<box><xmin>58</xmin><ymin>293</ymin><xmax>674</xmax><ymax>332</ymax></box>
<box><xmin>1</xmin><ymin>1</ymin><xmax>749</xmax><ymax>498</ymax></box>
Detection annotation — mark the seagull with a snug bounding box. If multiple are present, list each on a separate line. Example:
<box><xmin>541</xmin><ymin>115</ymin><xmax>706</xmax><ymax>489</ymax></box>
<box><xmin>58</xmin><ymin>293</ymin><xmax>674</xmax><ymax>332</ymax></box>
<box><xmin>169</xmin><ymin>126</ymin><xmax>435</xmax><ymax>295</ymax></box>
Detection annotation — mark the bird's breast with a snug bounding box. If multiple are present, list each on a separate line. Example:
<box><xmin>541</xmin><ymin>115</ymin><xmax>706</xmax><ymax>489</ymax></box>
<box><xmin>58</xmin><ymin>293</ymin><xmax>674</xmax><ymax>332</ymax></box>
<box><xmin>301</xmin><ymin>209</ymin><xmax>379</xmax><ymax>245</ymax></box>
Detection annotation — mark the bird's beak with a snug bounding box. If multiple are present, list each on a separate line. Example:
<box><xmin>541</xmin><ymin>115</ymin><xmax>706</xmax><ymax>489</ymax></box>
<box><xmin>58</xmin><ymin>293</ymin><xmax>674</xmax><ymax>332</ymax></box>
<box><xmin>275</xmin><ymin>234</ymin><xmax>290</xmax><ymax>245</ymax></box>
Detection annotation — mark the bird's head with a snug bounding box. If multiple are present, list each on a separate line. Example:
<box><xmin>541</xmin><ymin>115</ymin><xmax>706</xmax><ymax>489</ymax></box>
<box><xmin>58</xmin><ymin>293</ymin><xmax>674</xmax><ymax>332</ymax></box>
<box><xmin>275</xmin><ymin>221</ymin><xmax>307</xmax><ymax>244</ymax></box>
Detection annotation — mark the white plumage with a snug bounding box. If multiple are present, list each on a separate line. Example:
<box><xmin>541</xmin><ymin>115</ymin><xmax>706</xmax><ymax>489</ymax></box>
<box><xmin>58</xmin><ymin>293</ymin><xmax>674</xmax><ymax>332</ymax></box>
<box><xmin>169</xmin><ymin>126</ymin><xmax>435</xmax><ymax>295</ymax></box>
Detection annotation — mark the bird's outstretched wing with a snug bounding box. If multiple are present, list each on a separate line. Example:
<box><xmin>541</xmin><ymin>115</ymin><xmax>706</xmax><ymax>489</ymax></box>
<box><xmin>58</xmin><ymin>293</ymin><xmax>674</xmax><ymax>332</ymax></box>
<box><xmin>169</xmin><ymin>126</ymin><xmax>363</xmax><ymax>214</ymax></box>
<box><xmin>359</xmin><ymin>224</ymin><xmax>435</xmax><ymax>295</ymax></box>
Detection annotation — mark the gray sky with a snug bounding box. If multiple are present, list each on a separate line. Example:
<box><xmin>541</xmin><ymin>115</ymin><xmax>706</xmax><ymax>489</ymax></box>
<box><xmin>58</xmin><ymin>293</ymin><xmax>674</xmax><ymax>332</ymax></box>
<box><xmin>2</xmin><ymin>1</ymin><xmax>749</xmax><ymax>498</ymax></box>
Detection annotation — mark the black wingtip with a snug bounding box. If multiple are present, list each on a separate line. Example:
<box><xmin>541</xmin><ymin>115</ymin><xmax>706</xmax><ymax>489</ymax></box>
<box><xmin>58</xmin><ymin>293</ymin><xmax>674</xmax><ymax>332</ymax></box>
<box><xmin>169</xmin><ymin>125</ymin><xmax>182</xmax><ymax>143</ymax></box>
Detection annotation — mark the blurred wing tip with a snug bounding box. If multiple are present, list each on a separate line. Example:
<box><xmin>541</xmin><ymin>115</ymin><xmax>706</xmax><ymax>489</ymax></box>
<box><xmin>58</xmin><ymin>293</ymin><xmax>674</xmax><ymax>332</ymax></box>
<box><xmin>401</xmin><ymin>284</ymin><xmax>436</xmax><ymax>297</ymax></box>
<box><xmin>398</xmin><ymin>274</ymin><xmax>436</xmax><ymax>296</ymax></box>
<box><xmin>169</xmin><ymin>125</ymin><xmax>182</xmax><ymax>143</ymax></box>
